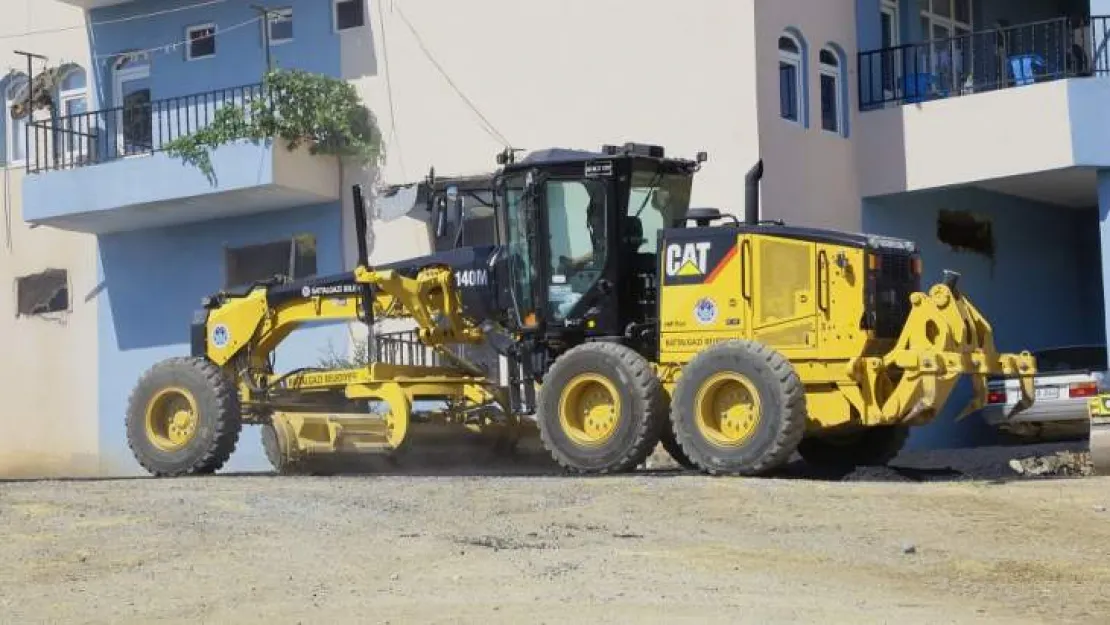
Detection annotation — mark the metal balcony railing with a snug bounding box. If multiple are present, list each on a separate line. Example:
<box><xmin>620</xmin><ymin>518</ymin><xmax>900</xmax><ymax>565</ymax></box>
<box><xmin>25</xmin><ymin>82</ymin><xmax>266</xmax><ymax>173</ymax></box>
<box><xmin>859</xmin><ymin>15</ymin><xmax>1110</xmax><ymax>109</ymax></box>
<box><xmin>372</xmin><ymin>330</ymin><xmax>443</xmax><ymax>368</ymax></box>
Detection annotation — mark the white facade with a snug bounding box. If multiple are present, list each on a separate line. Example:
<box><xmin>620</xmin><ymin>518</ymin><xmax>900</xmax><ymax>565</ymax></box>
<box><xmin>0</xmin><ymin>2</ymin><xmax>99</xmax><ymax>477</ymax></box>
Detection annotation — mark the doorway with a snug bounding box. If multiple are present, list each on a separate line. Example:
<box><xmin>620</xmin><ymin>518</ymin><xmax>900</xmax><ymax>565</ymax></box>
<box><xmin>112</xmin><ymin>59</ymin><xmax>152</xmax><ymax>157</ymax></box>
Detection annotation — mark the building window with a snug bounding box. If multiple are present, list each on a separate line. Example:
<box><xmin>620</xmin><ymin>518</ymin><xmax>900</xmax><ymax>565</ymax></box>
<box><xmin>919</xmin><ymin>0</ymin><xmax>971</xmax><ymax>78</ymax></box>
<box><xmin>267</xmin><ymin>7</ymin><xmax>293</xmax><ymax>44</ymax></box>
<box><xmin>16</xmin><ymin>269</ymin><xmax>69</xmax><ymax>316</ymax></box>
<box><xmin>881</xmin><ymin>0</ymin><xmax>900</xmax><ymax>97</ymax></box>
<box><xmin>937</xmin><ymin>209</ymin><xmax>993</xmax><ymax>260</ymax></box>
<box><xmin>57</xmin><ymin>66</ymin><xmax>88</xmax><ymax>159</ymax></box>
<box><xmin>186</xmin><ymin>23</ymin><xmax>217</xmax><ymax>60</ymax></box>
<box><xmin>819</xmin><ymin>48</ymin><xmax>843</xmax><ymax>135</ymax></box>
<box><xmin>225</xmin><ymin>234</ymin><xmax>317</xmax><ymax>288</ymax></box>
<box><xmin>5</xmin><ymin>76</ymin><xmax>29</xmax><ymax>164</ymax></box>
<box><xmin>778</xmin><ymin>32</ymin><xmax>805</xmax><ymax>125</ymax></box>
<box><xmin>334</xmin><ymin>0</ymin><xmax>365</xmax><ymax>31</ymax></box>
<box><xmin>920</xmin><ymin>0</ymin><xmax>972</xmax><ymax>36</ymax></box>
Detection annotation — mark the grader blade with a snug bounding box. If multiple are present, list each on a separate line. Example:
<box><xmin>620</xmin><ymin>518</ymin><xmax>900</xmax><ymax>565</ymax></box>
<box><xmin>868</xmin><ymin>272</ymin><xmax>1036</xmax><ymax>426</ymax></box>
<box><xmin>1087</xmin><ymin>396</ymin><xmax>1110</xmax><ymax>475</ymax></box>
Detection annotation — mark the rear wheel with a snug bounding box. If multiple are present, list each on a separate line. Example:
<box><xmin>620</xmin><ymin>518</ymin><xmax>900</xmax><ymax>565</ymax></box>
<box><xmin>126</xmin><ymin>357</ymin><xmax>242</xmax><ymax>477</ymax></box>
<box><xmin>536</xmin><ymin>342</ymin><xmax>665</xmax><ymax>474</ymax></box>
<box><xmin>671</xmin><ymin>341</ymin><xmax>806</xmax><ymax>476</ymax></box>
<box><xmin>796</xmin><ymin>425</ymin><xmax>910</xmax><ymax>469</ymax></box>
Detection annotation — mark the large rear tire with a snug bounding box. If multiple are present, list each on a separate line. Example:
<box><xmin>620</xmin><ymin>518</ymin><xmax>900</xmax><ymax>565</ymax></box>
<box><xmin>536</xmin><ymin>342</ymin><xmax>665</xmax><ymax>474</ymax></box>
<box><xmin>671</xmin><ymin>340</ymin><xmax>806</xmax><ymax>476</ymax></box>
<box><xmin>126</xmin><ymin>356</ymin><xmax>242</xmax><ymax>477</ymax></box>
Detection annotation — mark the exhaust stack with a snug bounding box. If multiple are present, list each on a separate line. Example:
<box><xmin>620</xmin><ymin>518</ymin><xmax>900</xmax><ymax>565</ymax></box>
<box><xmin>744</xmin><ymin>159</ymin><xmax>764</xmax><ymax>227</ymax></box>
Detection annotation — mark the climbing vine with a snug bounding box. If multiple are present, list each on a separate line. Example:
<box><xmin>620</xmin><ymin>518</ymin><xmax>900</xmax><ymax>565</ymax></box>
<box><xmin>164</xmin><ymin>69</ymin><xmax>385</xmax><ymax>184</ymax></box>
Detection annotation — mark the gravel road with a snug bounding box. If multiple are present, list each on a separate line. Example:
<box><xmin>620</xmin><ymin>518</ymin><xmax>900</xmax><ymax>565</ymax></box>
<box><xmin>2</xmin><ymin>440</ymin><xmax>1109</xmax><ymax>625</ymax></box>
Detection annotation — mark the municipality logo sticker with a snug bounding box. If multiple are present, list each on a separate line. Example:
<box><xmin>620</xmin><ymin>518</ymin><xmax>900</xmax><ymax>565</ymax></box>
<box><xmin>694</xmin><ymin>297</ymin><xmax>718</xmax><ymax>325</ymax></box>
<box><xmin>212</xmin><ymin>324</ymin><xmax>230</xmax><ymax>348</ymax></box>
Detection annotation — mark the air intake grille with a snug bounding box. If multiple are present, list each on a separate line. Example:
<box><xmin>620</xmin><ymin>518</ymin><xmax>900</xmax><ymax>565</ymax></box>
<box><xmin>872</xmin><ymin>251</ymin><xmax>917</xmax><ymax>339</ymax></box>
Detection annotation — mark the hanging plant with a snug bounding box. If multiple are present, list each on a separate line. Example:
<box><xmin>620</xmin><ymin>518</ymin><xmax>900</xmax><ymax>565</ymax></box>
<box><xmin>164</xmin><ymin>68</ymin><xmax>385</xmax><ymax>184</ymax></box>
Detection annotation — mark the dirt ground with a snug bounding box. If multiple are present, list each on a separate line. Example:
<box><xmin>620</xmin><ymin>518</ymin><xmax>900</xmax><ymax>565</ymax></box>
<box><xmin>2</xmin><ymin>441</ymin><xmax>1110</xmax><ymax>625</ymax></box>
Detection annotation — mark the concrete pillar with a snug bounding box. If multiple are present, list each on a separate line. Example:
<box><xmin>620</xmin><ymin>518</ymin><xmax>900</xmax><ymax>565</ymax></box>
<box><xmin>1098</xmin><ymin>169</ymin><xmax>1110</xmax><ymax>350</ymax></box>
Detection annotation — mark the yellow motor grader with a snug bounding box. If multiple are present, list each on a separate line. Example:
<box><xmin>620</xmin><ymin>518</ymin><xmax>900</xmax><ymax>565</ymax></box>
<box><xmin>125</xmin><ymin>143</ymin><xmax>1037</xmax><ymax>477</ymax></box>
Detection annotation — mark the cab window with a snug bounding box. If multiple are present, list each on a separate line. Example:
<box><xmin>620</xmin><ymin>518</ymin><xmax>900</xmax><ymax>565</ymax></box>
<box><xmin>546</xmin><ymin>179</ymin><xmax>608</xmax><ymax>320</ymax></box>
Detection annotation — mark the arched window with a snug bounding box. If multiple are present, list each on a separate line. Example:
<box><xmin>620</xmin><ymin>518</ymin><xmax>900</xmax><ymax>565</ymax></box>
<box><xmin>5</xmin><ymin>75</ymin><xmax>30</xmax><ymax>164</ymax></box>
<box><xmin>778</xmin><ymin>32</ymin><xmax>806</xmax><ymax>126</ymax></box>
<box><xmin>819</xmin><ymin>48</ymin><xmax>845</xmax><ymax>135</ymax></box>
<box><xmin>57</xmin><ymin>66</ymin><xmax>88</xmax><ymax>159</ymax></box>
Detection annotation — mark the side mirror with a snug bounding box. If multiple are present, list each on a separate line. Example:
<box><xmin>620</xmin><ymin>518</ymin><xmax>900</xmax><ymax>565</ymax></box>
<box><xmin>447</xmin><ymin>186</ymin><xmax>463</xmax><ymax>230</ymax></box>
<box><xmin>433</xmin><ymin>198</ymin><xmax>448</xmax><ymax>238</ymax></box>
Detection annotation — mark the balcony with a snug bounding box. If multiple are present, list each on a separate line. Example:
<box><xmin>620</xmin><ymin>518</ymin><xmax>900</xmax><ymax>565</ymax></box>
<box><xmin>22</xmin><ymin>83</ymin><xmax>340</xmax><ymax>235</ymax></box>
<box><xmin>859</xmin><ymin>16</ymin><xmax>1110</xmax><ymax>109</ymax></box>
<box><xmin>856</xmin><ymin>15</ymin><xmax>1110</xmax><ymax>199</ymax></box>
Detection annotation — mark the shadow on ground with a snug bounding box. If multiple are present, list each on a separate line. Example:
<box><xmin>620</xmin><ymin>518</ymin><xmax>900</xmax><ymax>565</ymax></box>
<box><xmin>0</xmin><ymin>437</ymin><xmax>1092</xmax><ymax>486</ymax></box>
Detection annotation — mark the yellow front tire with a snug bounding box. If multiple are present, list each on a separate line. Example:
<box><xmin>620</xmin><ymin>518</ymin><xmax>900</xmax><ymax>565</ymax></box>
<box><xmin>536</xmin><ymin>342</ymin><xmax>666</xmax><ymax>474</ymax></box>
<box><xmin>125</xmin><ymin>356</ymin><xmax>242</xmax><ymax>477</ymax></box>
<box><xmin>671</xmin><ymin>340</ymin><xmax>806</xmax><ymax>476</ymax></box>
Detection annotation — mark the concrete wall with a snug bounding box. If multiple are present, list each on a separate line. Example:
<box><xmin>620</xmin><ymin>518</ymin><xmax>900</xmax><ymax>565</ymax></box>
<box><xmin>0</xmin><ymin>3</ymin><xmax>100</xmax><ymax>477</ymax></box>
<box><xmin>1099</xmin><ymin>169</ymin><xmax>1110</xmax><ymax>355</ymax></box>
<box><xmin>87</xmin><ymin>0</ymin><xmax>345</xmax><ymax>106</ymax></box>
<box><xmin>354</xmin><ymin>0</ymin><xmax>760</xmax><ymax>228</ymax></box>
<box><xmin>756</xmin><ymin>0</ymin><xmax>862</xmax><ymax>230</ymax></box>
<box><xmin>864</xmin><ymin>186</ymin><xmax>1103</xmax><ymax>449</ymax></box>
<box><xmin>97</xmin><ymin>203</ymin><xmax>348</xmax><ymax>475</ymax></box>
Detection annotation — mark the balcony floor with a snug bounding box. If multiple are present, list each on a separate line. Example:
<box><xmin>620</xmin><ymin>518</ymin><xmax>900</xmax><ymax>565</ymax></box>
<box><xmin>23</xmin><ymin>139</ymin><xmax>340</xmax><ymax>235</ymax></box>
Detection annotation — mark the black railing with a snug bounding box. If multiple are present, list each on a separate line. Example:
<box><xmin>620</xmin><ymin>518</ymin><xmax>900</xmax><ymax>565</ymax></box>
<box><xmin>859</xmin><ymin>16</ymin><xmax>1110</xmax><ymax>109</ymax></box>
<box><xmin>26</xmin><ymin>82</ymin><xmax>266</xmax><ymax>173</ymax></box>
<box><xmin>373</xmin><ymin>329</ymin><xmax>442</xmax><ymax>368</ymax></box>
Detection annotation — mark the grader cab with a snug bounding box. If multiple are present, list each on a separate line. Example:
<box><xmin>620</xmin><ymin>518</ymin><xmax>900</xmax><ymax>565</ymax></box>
<box><xmin>125</xmin><ymin>142</ymin><xmax>1038</xmax><ymax>477</ymax></box>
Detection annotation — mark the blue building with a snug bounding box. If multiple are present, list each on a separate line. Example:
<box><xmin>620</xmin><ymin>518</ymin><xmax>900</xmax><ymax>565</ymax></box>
<box><xmin>17</xmin><ymin>0</ymin><xmax>378</xmax><ymax>473</ymax></box>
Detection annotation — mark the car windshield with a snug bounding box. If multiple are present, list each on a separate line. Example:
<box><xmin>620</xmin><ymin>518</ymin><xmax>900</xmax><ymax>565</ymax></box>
<box><xmin>1033</xmin><ymin>346</ymin><xmax>1107</xmax><ymax>373</ymax></box>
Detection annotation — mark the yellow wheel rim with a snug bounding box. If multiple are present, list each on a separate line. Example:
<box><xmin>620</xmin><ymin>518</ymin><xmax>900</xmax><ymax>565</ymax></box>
<box><xmin>558</xmin><ymin>373</ymin><xmax>621</xmax><ymax>446</ymax></box>
<box><xmin>144</xmin><ymin>387</ymin><xmax>200</xmax><ymax>452</ymax></box>
<box><xmin>694</xmin><ymin>372</ymin><xmax>761</xmax><ymax>447</ymax></box>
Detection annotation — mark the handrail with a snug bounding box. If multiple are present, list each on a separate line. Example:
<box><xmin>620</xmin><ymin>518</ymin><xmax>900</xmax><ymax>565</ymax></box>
<box><xmin>25</xmin><ymin>81</ymin><xmax>265</xmax><ymax>173</ymax></box>
<box><xmin>859</xmin><ymin>15</ymin><xmax>1110</xmax><ymax>109</ymax></box>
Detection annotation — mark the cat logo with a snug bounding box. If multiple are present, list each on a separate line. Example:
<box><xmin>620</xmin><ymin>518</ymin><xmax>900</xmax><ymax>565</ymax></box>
<box><xmin>665</xmin><ymin>242</ymin><xmax>711</xmax><ymax>277</ymax></box>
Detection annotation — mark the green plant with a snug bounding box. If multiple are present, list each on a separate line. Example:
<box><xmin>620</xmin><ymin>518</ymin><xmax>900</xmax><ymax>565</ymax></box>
<box><xmin>165</xmin><ymin>69</ymin><xmax>385</xmax><ymax>184</ymax></box>
<box><xmin>317</xmin><ymin>336</ymin><xmax>371</xmax><ymax>369</ymax></box>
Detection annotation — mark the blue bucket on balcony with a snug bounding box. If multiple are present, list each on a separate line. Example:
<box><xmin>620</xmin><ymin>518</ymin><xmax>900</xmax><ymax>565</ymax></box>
<box><xmin>902</xmin><ymin>73</ymin><xmax>932</xmax><ymax>103</ymax></box>
<box><xmin>1009</xmin><ymin>54</ymin><xmax>1044</xmax><ymax>85</ymax></box>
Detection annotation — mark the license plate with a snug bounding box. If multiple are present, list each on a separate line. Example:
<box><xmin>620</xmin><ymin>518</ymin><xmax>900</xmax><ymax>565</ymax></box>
<box><xmin>1035</xmin><ymin>387</ymin><xmax>1060</xmax><ymax>400</ymax></box>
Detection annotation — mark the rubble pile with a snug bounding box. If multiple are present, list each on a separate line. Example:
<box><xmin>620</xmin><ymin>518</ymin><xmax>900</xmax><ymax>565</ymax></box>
<box><xmin>1008</xmin><ymin>450</ymin><xmax>1094</xmax><ymax>478</ymax></box>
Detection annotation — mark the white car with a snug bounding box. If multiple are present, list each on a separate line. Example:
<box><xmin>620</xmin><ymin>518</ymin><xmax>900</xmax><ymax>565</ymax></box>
<box><xmin>979</xmin><ymin>344</ymin><xmax>1107</xmax><ymax>433</ymax></box>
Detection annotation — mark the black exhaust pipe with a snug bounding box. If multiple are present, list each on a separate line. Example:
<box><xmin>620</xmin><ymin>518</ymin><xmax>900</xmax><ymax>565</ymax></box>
<box><xmin>351</xmin><ymin>184</ymin><xmax>375</xmax><ymax>327</ymax></box>
<box><xmin>352</xmin><ymin>184</ymin><xmax>370</xmax><ymax>268</ymax></box>
<box><xmin>744</xmin><ymin>159</ymin><xmax>763</xmax><ymax>227</ymax></box>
